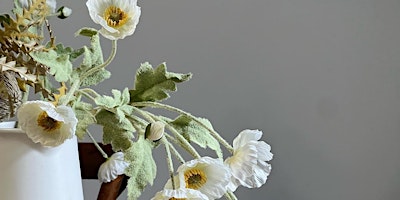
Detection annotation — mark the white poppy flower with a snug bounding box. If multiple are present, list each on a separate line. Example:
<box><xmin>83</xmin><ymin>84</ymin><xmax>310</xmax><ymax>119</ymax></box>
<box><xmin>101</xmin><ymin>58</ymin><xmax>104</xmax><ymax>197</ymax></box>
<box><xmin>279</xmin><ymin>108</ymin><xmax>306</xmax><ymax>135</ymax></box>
<box><xmin>86</xmin><ymin>0</ymin><xmax>141</xmax><ymax>40</ymax></box>
<box><xmin>19</xmin><ymin>0</ymin><xmax>57</xmax><ymax>13</ymax></box>
<box><xmin>98</xmin><ymin>152</ymin><xmax>129</xmax><ymax>183</ymax></box>
<box><xmin>175</xmin><ymin>157</ymin><xmax>231</xmax><ymax>199</ymax></box>
<box><xmin>151</xmin><ymin>188</ymin><xmax>209</xmax><ymax>200</ymax></box>
<box><xmin>225</xmin><ymin>129</ymin><xmax>273</xmax><ymax>191</ymax></box>
<box><xmin>17</xmin><ymin>100</ymin><xmax>78</xmax><ymax>147</ymax></box>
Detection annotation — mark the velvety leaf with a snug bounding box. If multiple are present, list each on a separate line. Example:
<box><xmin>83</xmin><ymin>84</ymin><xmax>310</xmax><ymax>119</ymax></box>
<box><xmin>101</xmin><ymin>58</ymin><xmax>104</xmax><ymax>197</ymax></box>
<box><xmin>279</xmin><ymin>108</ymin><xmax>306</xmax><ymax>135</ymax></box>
<box><xmin>94</xmin><ymin>95</ymin><xmax>116</xmax><ymax>108</ymax></box>
<box><xmin>129</xmin><ymin>62</ymin><xmax>192</xmax><ymax>102</ymax></box>
<box><xmin>125</xmin><ymin>136</ymin><xmax>157</xmax><ymax>200</ymax></box>
<box><xmin>170</xmin><ymin>115</ymin><xmax>223</xmax><ymax>158</ymax></box>
<box><xmin>95</xmin><ymin>88</ymin><xmax>131</xmax><ymax>109</ymax></box>
<box><xmin>95</xmin><ymin>109</ymin><xmax>135</xmax><ymax>151</ymax></box>
<box><xmin>75</xmin><ymin>28</ymin><xmax>98</xmax><ymax>37</ymax></box>
<box><xmin>74</xmin><ymin>28</ymin><xmax>110</xmax><ymax>86</ymax></box>
<box><xmin>74</xmin><ymin>101</ymin><xmax>96</xmax><ymax>139</ymax></box>
<box><xmin>30</xmin><ymin>50</ymin><xmax>72</xmax><ymax>82</ymax></box>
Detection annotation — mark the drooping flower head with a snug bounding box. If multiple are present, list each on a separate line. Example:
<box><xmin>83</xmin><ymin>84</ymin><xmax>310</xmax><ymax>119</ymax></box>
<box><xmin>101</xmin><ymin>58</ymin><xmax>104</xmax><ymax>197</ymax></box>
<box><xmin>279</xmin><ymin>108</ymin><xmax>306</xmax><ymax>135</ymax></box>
<box><xmin>151</xmin><ymin>188</ymin><xmax>209</xmax><ymax>200</ymax></box>
<box><xmin>17</xmin><ymin>100</ymin><xmax>78</xmax><ymax>147</ymax></box>
<box><xmin>98</xmin><ymin>152</ymin><xmax>129</xmax><ymax>183</ymax></box>
<box><xmin>86</xmin><ymin>0</ymin><xmax>141</xmax><ymax>40</ymax></box>
<box><xmin>174</xmin><ymin>157</ymin><xmax>231</xmax><ymax>199</ymax></box>
<box><xmin>225</xmin><ymin>129</ymin><xmax>273</xmax><ymax>191</ymax></box>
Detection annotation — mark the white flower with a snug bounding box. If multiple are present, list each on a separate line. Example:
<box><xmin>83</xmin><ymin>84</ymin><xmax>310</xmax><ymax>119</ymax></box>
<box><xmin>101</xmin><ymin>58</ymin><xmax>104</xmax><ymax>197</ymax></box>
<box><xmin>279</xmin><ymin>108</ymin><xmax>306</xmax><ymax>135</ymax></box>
<box><xmin>174</xmin><ymin>157</ymin><xmax>231</xmax><ymax>199</ymax></box>
<box><xmin>19</xmin><ymin>0</ymin><xmax>57</xmax><ymax>13</ymax></box>
<box><xmin>151</xmin><ymin>188</ymin><xmax>209</xmax><ymax>200</ymax></box>
<box><xmin>225</xmin><ymin>129</ymin><xmax>273</xmax><ymax>191</ymax></box>
<box><xmin>146</xmin><ymin>121</ymin><xmax>165</xmax><ymax>141</ymax></box>
<box><xmin>86</xmin><ymin>0</ymin><xmax>141</xmax><ymax>40</ymax></box>
<box><xmin>98</xmin><ymin>152</ymin><xmax>129</xmax><ymax>183</ymax></box>
<box><xmin>17</xmin><ymin>100</ymin><xmax>78</xmax><ymax>147</ymax></box>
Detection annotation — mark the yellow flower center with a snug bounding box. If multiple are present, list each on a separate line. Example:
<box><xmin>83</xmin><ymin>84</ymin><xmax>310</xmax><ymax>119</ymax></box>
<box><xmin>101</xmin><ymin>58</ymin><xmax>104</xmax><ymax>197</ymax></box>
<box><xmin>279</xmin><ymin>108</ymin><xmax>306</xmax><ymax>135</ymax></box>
<box><xmin>169</xmin><ymin>198</ymin><xmax>186</xmax><ymax>200</ymax></box>
<box><xmin>184</xmin><ymin>168</ymin><xmax>207</xmax><ymax>190</ymax></box>
<box><xmin>37</xmin><ymin>111</ymin><xmax>62</xmax><ymax>132</ymax></box>
<box><xmin>104</xmin><ymin>6</ymin><xmax>128</xmax><ymax>28</ymax></box>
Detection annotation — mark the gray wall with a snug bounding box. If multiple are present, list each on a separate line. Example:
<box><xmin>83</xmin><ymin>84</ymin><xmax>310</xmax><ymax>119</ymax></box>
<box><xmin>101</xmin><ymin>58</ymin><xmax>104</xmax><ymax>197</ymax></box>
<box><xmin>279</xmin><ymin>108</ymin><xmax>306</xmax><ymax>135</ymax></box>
<box><xmin>5</xmin><ymin>0</ymin><xmax>400</xmax><ymax>199</ymax></box>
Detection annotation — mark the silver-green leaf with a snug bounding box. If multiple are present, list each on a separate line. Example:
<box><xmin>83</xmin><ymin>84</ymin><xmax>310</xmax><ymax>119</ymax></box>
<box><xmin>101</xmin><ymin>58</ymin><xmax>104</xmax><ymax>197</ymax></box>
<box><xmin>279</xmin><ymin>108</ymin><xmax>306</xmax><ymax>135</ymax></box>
<box><xmin>74</xmin><ymin>101</ymin><xmax>96</xmax><ymax>139</ymax></box>
<box><xmin>125</xmin><ymin>136</ymin><xmax>157</xmax><ymax>200</ymax></box>
<box><xmin>95</xmin><ymin>109</ymin><xmax>135</xmax><ymax>151</ymax></box>
<box><xmin>170</xmin><ymin>115</ymin><xmax>223</xmax><ymax>158</ymax></box>
<box><xmin>30</xmin><ymin>50</ymin><xmax>73</xmax><ymax>82</ymax></box>
<box><xmin>129</xmin><ymin>62</ymin><xmax>192</xmax><ymax>102</ymax></box>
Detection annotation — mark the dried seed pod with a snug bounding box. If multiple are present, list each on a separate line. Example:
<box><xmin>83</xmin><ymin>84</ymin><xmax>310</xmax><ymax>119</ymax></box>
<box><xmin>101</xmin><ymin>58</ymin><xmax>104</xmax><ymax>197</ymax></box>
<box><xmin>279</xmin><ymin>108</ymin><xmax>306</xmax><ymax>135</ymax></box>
<box><xmin>0</xmin><ymin>71</ymin><xmax>22</xmax><ymax>122</ymax></box>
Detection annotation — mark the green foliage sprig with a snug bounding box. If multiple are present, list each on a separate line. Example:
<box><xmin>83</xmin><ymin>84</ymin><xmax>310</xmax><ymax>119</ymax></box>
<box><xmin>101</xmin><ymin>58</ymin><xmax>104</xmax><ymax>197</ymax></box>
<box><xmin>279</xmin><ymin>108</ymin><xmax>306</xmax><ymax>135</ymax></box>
<box><xmin>0</xmin><ymin>1</ymin><xmax>274</xmax><ymax>200</ymax></box>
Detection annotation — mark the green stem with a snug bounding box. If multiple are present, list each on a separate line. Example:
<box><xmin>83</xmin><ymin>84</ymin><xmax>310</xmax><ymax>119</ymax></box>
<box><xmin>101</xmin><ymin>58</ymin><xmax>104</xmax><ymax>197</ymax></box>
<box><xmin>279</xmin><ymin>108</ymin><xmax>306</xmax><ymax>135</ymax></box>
<box><xmin>126</xmin><ymin>115</ymin><xmax>146</xmax><ymax>136</ymax></box>
<box><xmin>60</xmin><ymin>80</ymin><xmax>80</xmax><ymax>106</ymax></box>
<box><xmin>224</xmin><ymin>193</ymin><xmax>233</xmax><ymax>200</ymax></box>
<box><xmin>127</xmin><ymin>114</ymin><xmax>147</xmax><ymax>127</ymax></box>
<box><xmin>60</xmin><ymin>40</ymin><xmax>117</xmax><ymax>106</ymax></box>
<box><xmin>80</xmin><ymin>40</ymin><xmax>117</xmax><ymax>80</ymax></box>
<box><xmin>130</xmin><ymin>106</ymin><xmax>155</xmax><ymax>123</ymax></box>
<box><xmin>79</xmin><ymin>88</ymin><xmax>100</xmax><ymax>99</ymax></box>
<box><xmin>162</xmin><ymin>137</ymin><xmax>176</xmax><ymax>190</ymax></box>
<box><xmin>131</xmin><ymin>101</ymin><xmax>234</xmax><ymax>153</ymax></box>
<box><xmin>141</xmin><ymin>110</ymin><xmax>201</xmax><ymax>159</ymax></box>
<box><xmin>169</xmin><ymin>144</ymin><xmax>185</xmax><ymax>164</ymax></box>
<box><xmin>165</xmin><ymin>123</ymin><xmax>201</xmax><ymax>158</ymax></box>
<box><xmin>164</xmin><ymin>134</ymin><xmax>185</xmax><ymax>164</ymax></box>
<box><xmin>227</xmin><ymin>192</ymin><xmax>238</xmax><ymax>200</ymax></box>
<box><xmin>77</xmin><ymin>90</ymin><xmax>97</xmax><ymax>103</ymax></box>
<box><xmin>86</xmin><ymin>130</ymin><xmax>108</xmax><ymax>159</ymax></box>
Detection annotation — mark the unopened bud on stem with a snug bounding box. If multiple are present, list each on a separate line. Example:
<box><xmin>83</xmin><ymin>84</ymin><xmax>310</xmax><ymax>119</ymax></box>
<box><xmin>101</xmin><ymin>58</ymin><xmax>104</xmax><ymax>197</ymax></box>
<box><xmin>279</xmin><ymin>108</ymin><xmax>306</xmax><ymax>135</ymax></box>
<box><xmin>57</xmin><ymin>6</ymin><xmax>72</xmax><ymax>19</ymax></box>
<box><xmin>145</xmin><ymin>121</ymin><xmax>165</xmax><ymax>141</ymax></box>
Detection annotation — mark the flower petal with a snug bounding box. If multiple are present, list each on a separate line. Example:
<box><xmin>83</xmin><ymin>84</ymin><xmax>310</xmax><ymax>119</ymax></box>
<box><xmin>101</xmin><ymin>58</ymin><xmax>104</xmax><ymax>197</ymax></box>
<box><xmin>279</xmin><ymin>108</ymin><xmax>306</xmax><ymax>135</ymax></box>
<box><xmin>151</xmin><ymin>188</ymin><xmax>209</xmax><ymax>200</ymax></box>
<box><xmin>98</xmin><ymin>152</ymin><xmax>129</xmax><ymax>183</ymax></box>
<box><xmin>86</xmin><ymin>0</ymin><xmax>141</xmax><ymax>40</ymax></box>
<box><xmin>225</xmin><ymin>129</ymin><xmax>273</xmax><ymax>191</ymax></box>
<box><xmin>177</xmin><ymin>157</ymin><xmax>231</xmax><ymax>199</ymax></box>
<box><xmin>17</xmin><ymin>101</ymin><xmax>77</xmax><ymax>147</ymax></box>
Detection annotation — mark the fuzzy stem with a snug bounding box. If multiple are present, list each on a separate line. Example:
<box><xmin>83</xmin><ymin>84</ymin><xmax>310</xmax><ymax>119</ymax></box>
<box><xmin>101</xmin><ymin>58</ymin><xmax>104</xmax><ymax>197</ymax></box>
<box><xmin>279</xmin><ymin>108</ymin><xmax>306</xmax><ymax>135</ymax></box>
<box><xmin>86</xmin><ymin>130</ymin><xmax>108</xmax><ymax>159</ymax></box>
<box><xmin>224</xmin><ymin>193</ymin><xmax>233</xmax><ymax>200</ymax></box>
<box><xmin>140</xmin><ymin>110</ymin><xmax>201</xmax><ymax>159</ymax></box>
<box><xmin>228</xmin><ymin>192</ymin><xmax>238</xmax><ymax>200</ymax></box>
<box><xmin>60</xmin><ymin>80</ymin><xmax>80</xmax><ymax>106</ymax></box>
<box><xmin>131</xmin><ymin>101</ymin><xmax>234</xmax><ymax>153</ymax></box>
<box><xmin>81</xmin><ymin>40</ymin><xmax>118</xmax><ymax>80</ymax></box>
<box><xmin>130</xmin><ymin>106</ymin><xmax>155</xmax><ymax>123</ymax></box>
<box><xmin>162</xmin><ymin>137</ymin><xmax>176</xmax><ymax>189</ymax></box>
<box><xmin>61</xmin><ymin>40</ymin><xmax>117</xmax><ymax>106</ymax></box>
<box><xmin>77</xmin><ymin>90</ymin><xmax>97</xmax><ymax>103</ymax></box>
<box><xmin>164</xmin><ymin>134</ymin><xmax>185</xmax><ymax>164</ymax></box>
<box><xmin>79</xmin><ymin>88</ymin><xmax>100</xmax><ymax>99</ymax></box>
<box><xmin>165</xmin><ymin>123</ymin><xmax>201</xmax><ymax>158</ymax></box>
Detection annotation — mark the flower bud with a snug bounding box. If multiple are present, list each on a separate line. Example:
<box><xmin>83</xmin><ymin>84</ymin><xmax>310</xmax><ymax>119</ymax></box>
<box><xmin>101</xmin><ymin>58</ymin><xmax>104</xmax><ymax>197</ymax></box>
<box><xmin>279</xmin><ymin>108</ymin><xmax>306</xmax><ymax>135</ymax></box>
<box><xmin>57</xmin><ymin>6</ymin><xmax>72</xmax><ymax>19</ymax></box>
<box><xmin>145</xmin><ymin>121</ymin><xmax>165</xmax><ymax>141</ymax></box>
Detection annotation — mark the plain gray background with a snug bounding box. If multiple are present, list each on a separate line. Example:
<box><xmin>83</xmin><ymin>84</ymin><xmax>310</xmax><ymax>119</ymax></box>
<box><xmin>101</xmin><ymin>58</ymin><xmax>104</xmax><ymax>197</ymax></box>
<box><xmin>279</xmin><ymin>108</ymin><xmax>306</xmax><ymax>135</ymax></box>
<box><xmin>4</xmin><ymin>0</ymin><xmax>400</xmax><ymax>199</ymax></box>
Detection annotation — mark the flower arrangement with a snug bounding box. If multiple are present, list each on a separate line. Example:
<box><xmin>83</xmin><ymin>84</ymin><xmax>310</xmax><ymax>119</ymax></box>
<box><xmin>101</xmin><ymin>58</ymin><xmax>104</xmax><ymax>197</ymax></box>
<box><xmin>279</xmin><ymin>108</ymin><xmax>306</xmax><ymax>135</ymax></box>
<box><xmin>0</xmin><ymin>0</ymin><xmax>273</xmax><ymax>199</ymax></box>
